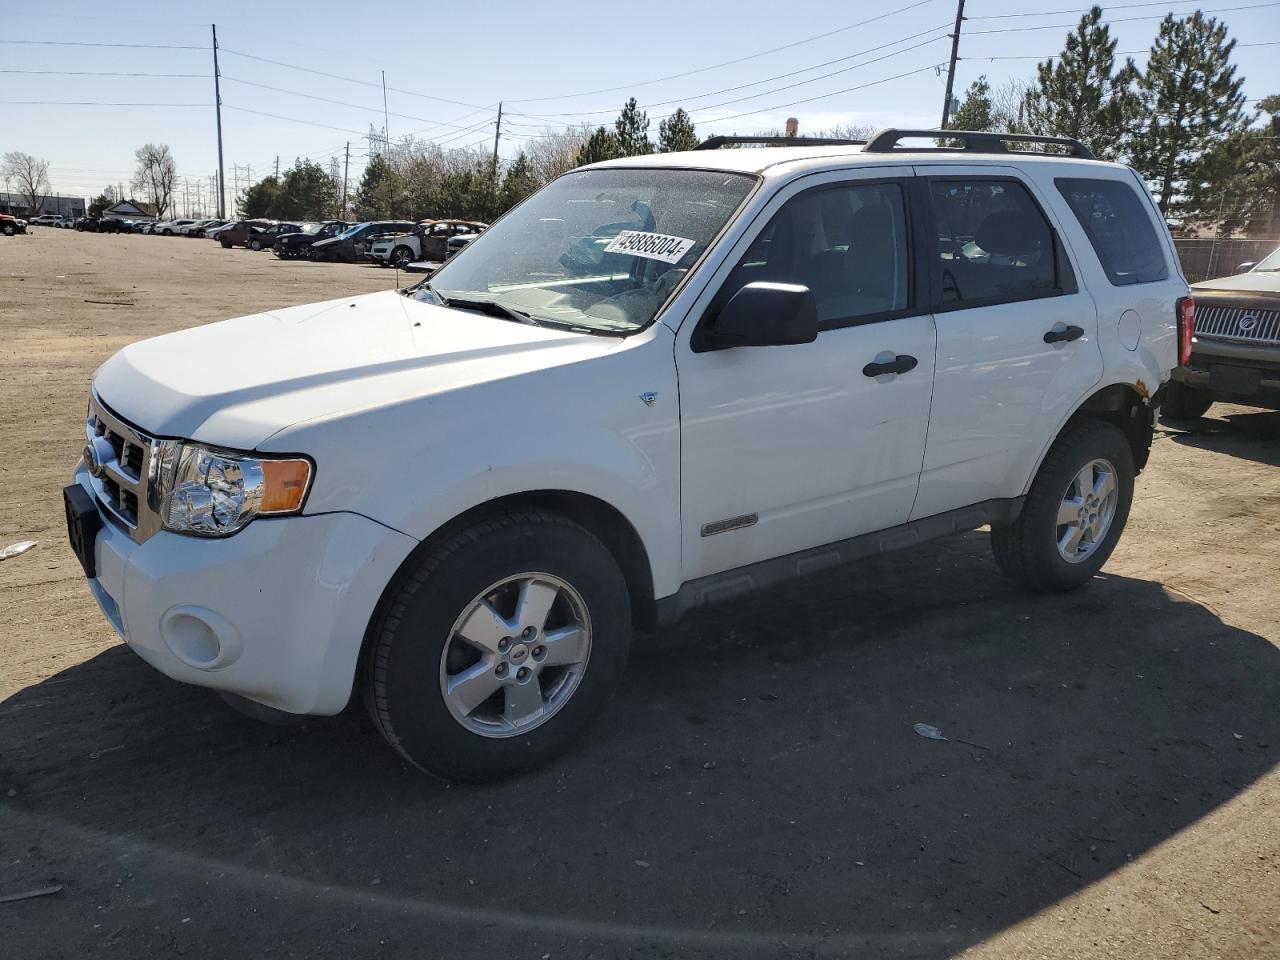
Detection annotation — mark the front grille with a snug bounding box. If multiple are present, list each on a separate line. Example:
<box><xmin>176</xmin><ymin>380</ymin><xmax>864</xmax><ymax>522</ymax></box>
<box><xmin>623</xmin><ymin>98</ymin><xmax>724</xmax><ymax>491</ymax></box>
<box><xmin>86</xmin><ymin>395</ymin><xmax>160</xmax><ymax>542</ymax></box>
<box><xmin>1194</xmin><ymin>304</ymin><xmax>1280</xmax><ymax>345</ymax></box>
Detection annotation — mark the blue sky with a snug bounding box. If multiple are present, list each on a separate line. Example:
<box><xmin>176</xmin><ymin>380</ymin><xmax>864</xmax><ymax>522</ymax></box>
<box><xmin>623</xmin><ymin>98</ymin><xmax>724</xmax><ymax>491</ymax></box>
<box><xmin>2</xmin><ymin>0</ymin><xmax>1278</xmax><ymax>212</ymax></box>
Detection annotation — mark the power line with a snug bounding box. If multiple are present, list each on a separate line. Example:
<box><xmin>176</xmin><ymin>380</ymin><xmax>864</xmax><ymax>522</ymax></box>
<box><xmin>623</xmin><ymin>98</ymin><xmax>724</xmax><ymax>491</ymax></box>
<box><xmin>508</xmin><ymin>24</ymin><xmax>953</xmax><ymax>120</ymax></box>
<box><xmin>217</xmin><ymin>47</ymin><xmax>490</xmax><ymax>111</ymax></box>
<box><xmin>969</xmin><ymin>38</ymin><xmax>1280</xmax><ymax>59</ymax></box>
<box><xmin>505</xmin><ymin>0</ymin><xmax>944</xmax><ymax>104</ymax></box>
<box><xmin>964</xmin><ymin>0</ymin><xmax>1280</xmax><ymax>36</ymax></box>
<box><xmin>222</xmin><ymin>104</ymin><xmax>368</xmax><ymax>135</ymax></box>
<box><xmin>0</xmin><ymin>99</ymin><xmax>207</xmax><ymax>106</ymax></box>
<box><xmin>220</xmin><ymin>75</ymin><xmax>496</xmax><ymax>133</ymax></box>
<box><xmin>968</xmin><ymin>0</ymin><xmax>1256</xmax><ymax>17</ymax></box>
<box><xmin>0</xmin><ymin>39</ymin><xmax>205</xmax><ymax>49</ymax></box>
<box><xmin>0</xmin><ymin>69</ymin><xmax>204</xmax><ymax>78</ymax></box>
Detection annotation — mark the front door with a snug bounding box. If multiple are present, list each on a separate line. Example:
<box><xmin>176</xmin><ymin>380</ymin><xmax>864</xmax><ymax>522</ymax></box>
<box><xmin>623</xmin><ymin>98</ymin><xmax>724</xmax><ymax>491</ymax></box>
<box><xmin>676</xmin><ymin>170</ymin><xmax>937</xmax><ymax>581</ymax></box>
<box><xmin>910</xmin><ymin>166</ymin><xmax>1104</xmax><ymax>520</ymax></box>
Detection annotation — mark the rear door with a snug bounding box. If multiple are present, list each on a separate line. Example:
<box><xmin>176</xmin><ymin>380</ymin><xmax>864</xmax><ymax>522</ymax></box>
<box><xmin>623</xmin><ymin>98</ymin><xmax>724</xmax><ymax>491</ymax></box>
<box><xmin>911</xmin><ymin>165</ymin><xmax>1103</xmax><ymax>520</ymax></box>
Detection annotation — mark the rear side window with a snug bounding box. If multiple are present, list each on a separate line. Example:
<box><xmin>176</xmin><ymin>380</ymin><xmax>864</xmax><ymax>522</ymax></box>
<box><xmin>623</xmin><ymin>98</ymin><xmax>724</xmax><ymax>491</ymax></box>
<box><xmin>927</xmin><ymin>179</ymin><xmax>1062</xmax><ymax>308</ymax></box>
<box><xmin>1055</xmin><ymin>178</ymin><xmax>1169</xmax><ymax>286</ymax></box>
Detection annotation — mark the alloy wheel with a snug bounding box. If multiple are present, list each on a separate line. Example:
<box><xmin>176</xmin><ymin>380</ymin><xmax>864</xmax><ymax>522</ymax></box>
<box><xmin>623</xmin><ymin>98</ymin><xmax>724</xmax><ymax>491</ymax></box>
<box><xmin>1056</xmin><ymin>458</ymin><xmax>1118</xmax><ymax>563</ymax></box>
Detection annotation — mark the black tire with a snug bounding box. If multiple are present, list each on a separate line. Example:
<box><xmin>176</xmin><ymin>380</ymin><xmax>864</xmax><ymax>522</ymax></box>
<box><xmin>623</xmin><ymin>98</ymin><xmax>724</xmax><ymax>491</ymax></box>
<box><xmin>1161</xmin><ymin>380</ymin><xmax>1213</xmax><ymax>419</ymax></box>
<box><xmin>391</xmin><ymin>246</ymin><xmax>414</xmax><ymax>269</ymax></box>
<box><xmin>2</xmin><ymin>224</ymin><xmax>13</xmax><ymax>236</ymax></box>
<box><xmin>220</xmin><ymin>238</ymin><xmax>232</xmax><ymax>249</ymax></box>
<box><xmin>249</xmin><ymin>238</ymin><xmax>262</xmax><ymax>251</ymax></box>
<box><xmin>163</xmin><ymin>228</ymin><xmax>173</xmax><ymax>236</ymax></box>
<box><xmin>363</xmin><ymin>510</ymin><xmax>632</xmax><ymax>782</ymax></box>
<box><xmin>991</xmin><ymin>419</ymin><xmax>1134</xmax><ymax>593</ymax></box>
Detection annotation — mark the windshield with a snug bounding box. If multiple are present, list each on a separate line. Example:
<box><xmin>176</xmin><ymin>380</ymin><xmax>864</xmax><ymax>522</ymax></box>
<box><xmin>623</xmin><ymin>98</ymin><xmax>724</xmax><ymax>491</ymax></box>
<box><xmin>1253</xmin><ymin>247</ymin><xmax>1280</xmax><ymax>271</ymax></box>
<box><xmin>337</xmin><ymin>222</ymin><xmax>368</xmax><ymax>239</ymax></box>
<box><xmin>415</xmin><ymin>168</ymin><xmax>756</xmax><ymax>333</ymax></box>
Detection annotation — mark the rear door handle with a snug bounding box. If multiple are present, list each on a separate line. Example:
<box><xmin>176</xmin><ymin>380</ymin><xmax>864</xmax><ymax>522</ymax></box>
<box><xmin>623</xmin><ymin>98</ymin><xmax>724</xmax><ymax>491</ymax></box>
<box><xmin>1043</xmin><ymin>324</ymin><xmax>1085</xmax><ymax>344</ymax></box>
<box><xmin>862</xmin><ymin>354</ymin><xmax>918</xmax><ymax>377</ymax></box>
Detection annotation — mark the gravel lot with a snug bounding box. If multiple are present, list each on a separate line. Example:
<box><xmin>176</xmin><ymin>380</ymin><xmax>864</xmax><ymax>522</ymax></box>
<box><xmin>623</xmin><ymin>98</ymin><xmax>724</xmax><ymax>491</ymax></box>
<box><xmin>2</xmin><ymin>228</ymin><xmax>1278</xmax><ymax>959</ymax></box>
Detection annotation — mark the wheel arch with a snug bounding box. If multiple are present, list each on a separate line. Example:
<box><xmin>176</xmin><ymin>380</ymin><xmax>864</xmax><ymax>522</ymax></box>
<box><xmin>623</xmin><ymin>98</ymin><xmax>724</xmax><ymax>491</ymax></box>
<box><xmin>358</xmin><ymin>489</ymin><xmax>658</xmax><ymax>687</ymax></box>
<box><xmin>1026</xmin><ymin>382</ymin><xmax>1154</xmax><ymax>494</ymax></box>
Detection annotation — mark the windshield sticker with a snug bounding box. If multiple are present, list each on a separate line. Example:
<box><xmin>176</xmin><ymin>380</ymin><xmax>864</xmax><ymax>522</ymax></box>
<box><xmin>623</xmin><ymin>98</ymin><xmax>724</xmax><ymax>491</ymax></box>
<box><xmin>602</xmin><ymin>230</ymin><xmax>695</xmax><ymax>264</ymax></box>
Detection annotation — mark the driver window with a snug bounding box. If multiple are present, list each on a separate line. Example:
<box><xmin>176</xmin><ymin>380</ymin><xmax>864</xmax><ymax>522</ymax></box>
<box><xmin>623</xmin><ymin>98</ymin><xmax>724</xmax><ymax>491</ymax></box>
<box><xmin>719</xmin><ymin>181</ymin><xmax>910</xmax><ymax>327</ymax></box>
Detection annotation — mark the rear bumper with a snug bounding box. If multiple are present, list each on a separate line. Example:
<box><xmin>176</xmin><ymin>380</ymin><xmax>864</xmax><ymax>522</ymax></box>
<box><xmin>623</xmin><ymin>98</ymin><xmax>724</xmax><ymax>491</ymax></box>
<box><xmin>1173</xmin><ymin>337</ymin><xmax>1280</xmax><ymax>408</ymax></box>
<box><xmin>72</xmin><ymin>465</ymin><xmax>418</xmax><ymax>715</ymax></box>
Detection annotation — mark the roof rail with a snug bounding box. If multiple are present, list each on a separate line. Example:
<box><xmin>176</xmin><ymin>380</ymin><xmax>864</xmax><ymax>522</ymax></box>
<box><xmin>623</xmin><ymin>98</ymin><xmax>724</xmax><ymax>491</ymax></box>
<box><xmin>695</xmin><ymin>135</ymin><xmax>865</xmax><ymax>151</ymax></box>
<box><xmin>862</xmin><ymin>128</ymin><xmax>1095</xmax><ymax>160</ymax></box>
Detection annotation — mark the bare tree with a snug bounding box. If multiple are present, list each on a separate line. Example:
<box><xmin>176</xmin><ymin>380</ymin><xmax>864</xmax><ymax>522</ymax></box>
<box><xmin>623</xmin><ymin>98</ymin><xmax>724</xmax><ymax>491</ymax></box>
<box><xmin>132</xmin><ymin>143</ymin><xmax>178</xmax><ymax>219</ymax></box>
<box><xmin>2</xmin><ymin>151</ymin><xmax>51</xmax><ymax>215</ymax></box>
<box><xmin>524</xmin><ymin>125</ymin><xmax>592</xmax><ymax>184</ymax></box>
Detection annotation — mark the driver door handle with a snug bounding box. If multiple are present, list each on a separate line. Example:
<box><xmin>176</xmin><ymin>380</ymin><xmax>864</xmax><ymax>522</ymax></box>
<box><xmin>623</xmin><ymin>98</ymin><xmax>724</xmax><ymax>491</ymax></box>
<box><xmin>1043</xmin><ymin>324</ymin><xmax>1085</xmax><ymax>344</ymax></box>
<box><xmin>862</xmin><ymin>354</ymin><xmax>918</xmax><ymax>378</ymax></box>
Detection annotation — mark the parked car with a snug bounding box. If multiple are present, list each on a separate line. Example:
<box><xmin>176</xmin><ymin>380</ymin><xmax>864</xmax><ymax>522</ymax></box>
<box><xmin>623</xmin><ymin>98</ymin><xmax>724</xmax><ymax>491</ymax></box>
<box><xmin>156</xmin><ymin>219</ymin><xmax>198</xmax><ymax>236</ymax></box>
<box><xmin>367</xmin><ymin>220</ymin><xmax>488</xmax><ymax>268</ymax></box>
<box><xmin>75</xmin><ymin>217</ymin><xmax>100</xmax><ymax>232</ymax></box>
<box><xmin>217</xmin><ymin>219</ymin><xmax>274</xmax><ymax>248</ymax></box>
<box><xmin>56</xmin><ymin>216</ymin><xmax>77</xmax><ymax>229</ymax></box>
<box><xmin>246</xmin><ymin>221</ymin><xmax>308</xmax><ymax>251</ymax></box>
<box><xmin>30</xmin><ymin>213</ymin><xmax>61</xmax><ymax>226</ymax></box>
<box><xmin>274</xmin><ymin>220</ymin><xmax>349</xmax><ymax>259</ymax></box>
<box><xmin>1165</xmin><ymin>245</ymin><xmax>1280</xmax><ymax>415</ymax></box>
<box><xmin>0</xmin><ymin>214</ymin><xmax>27</xmax><ymax>235</ymax></box>
<box><xmin>205</xmin><ymin>221</ymin><xmax>235</xmax><ymax>240</ymax></box>
<box><xmin>445</xmin><ymin>231</ymin><xmax>481</xmax><ymax>260</ymax></box>
<box><xmin>311</xmin><ymin>220</ymin><xmax>416</xmax><ymax>262</ymax></box>
<box><xmin>186</xmin><ymin>219</ymin><xmax>225</xmax><ymax>238</ymax></box>
<box><xmin>65</xmin><ymin>129</ymin><xmax>1187</xmax><ymax>782</ymax></box>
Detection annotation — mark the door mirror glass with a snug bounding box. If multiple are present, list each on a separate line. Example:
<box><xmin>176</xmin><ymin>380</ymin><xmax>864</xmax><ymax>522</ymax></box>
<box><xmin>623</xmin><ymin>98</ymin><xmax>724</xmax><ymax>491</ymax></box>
<box><xmin>700</xmin><ymin>281</ymin><xmax>818</xmax><ymax>350</ymax></box>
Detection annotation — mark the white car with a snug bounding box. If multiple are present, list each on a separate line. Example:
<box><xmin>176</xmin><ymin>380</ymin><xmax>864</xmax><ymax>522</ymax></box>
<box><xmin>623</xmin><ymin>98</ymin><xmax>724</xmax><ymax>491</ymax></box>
<box><xmin>66</xmin><ymin>129</ymin><xmax>1188</xmax><ymax>781</ymax></box>
<box><xmin>30</xmin><ymin>213</ymin><xmax>61</xmax><ymax>226</ymax></box>
<box><xmin>155</xmin><ymin>219</ymin><xmax>197</xmax><ymax>236</ymax></box>
<box><xmin>205</xmin><ymin>222</ymin><xmax>236</xmax><ymax>240</ymax></box>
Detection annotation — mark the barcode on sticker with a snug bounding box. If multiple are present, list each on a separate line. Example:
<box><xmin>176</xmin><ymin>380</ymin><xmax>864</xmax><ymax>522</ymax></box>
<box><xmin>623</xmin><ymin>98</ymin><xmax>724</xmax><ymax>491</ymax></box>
<box><xmin>602</xmin><ymin>230</ymin><xmax>695</xmax><ymax>264</ymax></box>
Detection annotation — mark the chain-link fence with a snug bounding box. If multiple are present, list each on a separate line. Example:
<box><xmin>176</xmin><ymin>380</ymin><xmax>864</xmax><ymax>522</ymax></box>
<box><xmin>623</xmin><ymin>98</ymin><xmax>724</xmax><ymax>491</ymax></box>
<box><xmin>1173</xmin><ymin>237</ymin><xmax>1279</xmax><ymax>282</ymax></box>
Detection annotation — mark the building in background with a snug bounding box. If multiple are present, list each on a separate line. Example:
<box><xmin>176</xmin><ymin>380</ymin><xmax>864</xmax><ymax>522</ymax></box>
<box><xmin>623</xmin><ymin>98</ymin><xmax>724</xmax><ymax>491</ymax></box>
<box><xmin>103</xmin><ymin>200</ymin><xmax>157</xmax><ymax>221</ymax></box>
<box><xmin>0</xmin><ymin>193</ymin><xmax>86</xmax><ymax>218</ymax></box>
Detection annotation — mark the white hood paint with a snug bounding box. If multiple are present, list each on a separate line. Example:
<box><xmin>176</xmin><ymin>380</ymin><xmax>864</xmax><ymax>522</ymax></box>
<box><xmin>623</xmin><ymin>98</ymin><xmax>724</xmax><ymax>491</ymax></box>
<box><xmin>94</xmin><ymin>290</ymin><xmax>619</xmax><ymax>448</ymax></box>
<box><xmin>1193</xmin><ymin>271</ymin><xmax>1280</xmax><ymax>295</ymax></box>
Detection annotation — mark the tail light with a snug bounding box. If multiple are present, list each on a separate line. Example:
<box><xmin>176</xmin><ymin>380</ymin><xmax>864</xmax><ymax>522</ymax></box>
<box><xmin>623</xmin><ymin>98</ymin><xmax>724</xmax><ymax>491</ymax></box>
<box><xmin>1176</xmin><ymin>296</ymin><xmax>1195</xmax><ymax>367</ymax></box>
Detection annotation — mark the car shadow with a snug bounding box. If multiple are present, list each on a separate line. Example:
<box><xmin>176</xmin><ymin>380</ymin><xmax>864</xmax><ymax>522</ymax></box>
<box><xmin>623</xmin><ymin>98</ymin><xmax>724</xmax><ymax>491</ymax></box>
<box><xmin>1161</xmin><ymin>406</ymin><xmax>1280</xmax><ymax>467</ymax></box>
<box><xmin>2</xmin><ymin>531</ymin><xmax>1278</xmax><ymax>959</ymax></box>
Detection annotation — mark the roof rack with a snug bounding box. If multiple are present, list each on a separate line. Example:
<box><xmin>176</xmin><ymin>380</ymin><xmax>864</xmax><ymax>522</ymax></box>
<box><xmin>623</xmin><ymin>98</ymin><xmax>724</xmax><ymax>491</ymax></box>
<box><xmin>862</xmin><ymin>128</ymin><xmax>1095</xmax><ymax>160</ymax></box>
<box><xmin>694</xmin><ymin>135</ymin><xmax>865</xmax><ymax>151</ymax></box>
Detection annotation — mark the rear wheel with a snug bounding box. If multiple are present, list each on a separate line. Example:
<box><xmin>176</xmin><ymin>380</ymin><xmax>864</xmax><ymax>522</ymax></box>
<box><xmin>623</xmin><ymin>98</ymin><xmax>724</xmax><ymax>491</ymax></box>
<box><xmin>391</xmin><ymin>245</ymin><xmax>414</xmax><ymax>269</ymax></box>
<box><xmin>220</xmin><ymin>238</ymin><xmax>232</xmax><ymax>248</ymax></box>
<box><xmin>363</xmin><ymin>510</ymin><xmax>631</xmax><ymax>782</ymax></box>
<box><xmin>2</xmin><ymin>224</ymin><xmax>13</xmax><ymax>236</ymax></box>
<box><xmin>1161</xmin><ymin>380</ymin><xmax>1213</xmax><ymax>419</ymax></box>
<box><xmin>991</xmin><ymin>419</ymin><xmax>1134</xmax><ymax>592</ymax></box>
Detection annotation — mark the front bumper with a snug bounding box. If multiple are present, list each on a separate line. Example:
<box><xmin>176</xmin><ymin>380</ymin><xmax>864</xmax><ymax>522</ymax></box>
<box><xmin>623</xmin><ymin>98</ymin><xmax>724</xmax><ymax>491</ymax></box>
<box><xmin>1173</xmin><ymin>337</ymin><xmax>1280</xmax><ymax>409</ymax></box>
<box><xmin>71</xmin><ymin>465</ymin><xmax>418</xmax><ymax>715</ymax></box>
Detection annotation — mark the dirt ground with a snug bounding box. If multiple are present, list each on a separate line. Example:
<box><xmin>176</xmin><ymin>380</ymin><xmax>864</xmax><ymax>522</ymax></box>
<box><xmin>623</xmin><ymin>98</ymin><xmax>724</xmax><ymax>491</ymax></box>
<box><xmin>1</xmin><ymin>228</ymin><xmax>1278</xmax><ymax>960</ymax></box>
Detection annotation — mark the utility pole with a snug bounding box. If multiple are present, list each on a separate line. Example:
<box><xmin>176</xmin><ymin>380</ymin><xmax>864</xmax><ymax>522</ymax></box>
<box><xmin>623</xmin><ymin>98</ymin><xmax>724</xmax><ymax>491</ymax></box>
<box><xmin>381</xmin><ymin>70</ymin><xmax>391</xmax><ymax>155</ymax></box>
<box><xmin>341</xmin><ymin>141</ymin><xmax>350</xmax><ymax>217</ymax></box>
<box><xmin>212</xmin><ymin>25</ymin><xmax>226</xmax><ymax>218</ymax></box>
<box><xmin>939</xmin><ymin>0</ymin><xmax>966</xmax><ymax>130</ymax></box>
<box><xmin>274</xmin><ymin>156</ymin><xmax>280</xmax><ymax>179</ymax></box>
<box><xmin>490</xmin><ymin>102</ymin><xmax>503</xmax><ymax>218</ymax></box>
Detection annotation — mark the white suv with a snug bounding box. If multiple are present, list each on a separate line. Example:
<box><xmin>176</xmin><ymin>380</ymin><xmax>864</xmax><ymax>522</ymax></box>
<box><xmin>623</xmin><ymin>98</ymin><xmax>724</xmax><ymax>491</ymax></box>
<box><xmin>65</xmin><ymin>130</ymin><xmax>1189</xmax><ymax>781</ymax></box>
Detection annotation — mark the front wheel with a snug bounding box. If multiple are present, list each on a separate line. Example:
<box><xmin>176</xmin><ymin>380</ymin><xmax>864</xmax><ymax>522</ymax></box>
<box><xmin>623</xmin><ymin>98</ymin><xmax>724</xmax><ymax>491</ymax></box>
<box><xmin>390</xmin><ymin>246</ymin><xmax>414</xmax><ymax>269</ymax></box>
<box><xmin>991</xmin><ymin>419</ymin><xmax>1134</xmax><ymax>592</ymax></box>
<box><xmin>363</xmin><ymin>510</ymin><xmax>632</xmax><ymax>782</ymax></box>
<box><xmin>249</xmin><ymin>238</ymin><xmax>263</xmax><ymax>251</ymax></box>
<box><xmin>2</xmin><ymin>224</ymin><xmax>13</xmax><ymax>236</ymax></box>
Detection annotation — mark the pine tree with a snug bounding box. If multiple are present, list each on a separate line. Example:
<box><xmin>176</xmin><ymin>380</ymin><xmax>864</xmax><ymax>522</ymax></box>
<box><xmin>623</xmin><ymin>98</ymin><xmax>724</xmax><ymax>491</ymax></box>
<box><xmin>947</xmin><ymin>76</ymin><xmax>995</xmax><ymax>132</ymax></box>
<box><xmin>1130</xmin><ymin>12</ymin><xmax>1250</xmax><ymax>219</ymax></box>
<box><xmin>497</xmin><ymin>152</ymin><xmax>539</xmax><ymax>213</ymax></box>
<box><xmin>1206</xmin><ymin>94</ymin><xmax>1280</xmax><ymax>236</ymax></box>
<box><xmin>614</xmin><ymin>97</ymin><xmax>654</xmax><ymax>156</ymax></box>
<box><xmin>658</xmin><ymin>108</ymin><xmax>699</xmax><ymax>152</ymax></box>
<box><xmin>353</xmin><ymin>153</ymin><xmax>397</xmax><ymax>220</ymax></box>
<box><xmin>575</xmin><ymin>126</ymin><xmax>622</xmax><ymax>166</ymax></box>
<box><xmin>1021</xmin><ymin>6</ymin><xmax>1138</xmax><ymax>159</ymax></box>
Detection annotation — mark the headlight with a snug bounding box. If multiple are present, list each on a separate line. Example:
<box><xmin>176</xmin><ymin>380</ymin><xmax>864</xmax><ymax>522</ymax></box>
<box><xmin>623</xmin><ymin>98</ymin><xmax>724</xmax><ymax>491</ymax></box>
<box><xmin>152</xmin><ymin>440</ymin><xmax>312</xmax><ymax>537</ymax></box>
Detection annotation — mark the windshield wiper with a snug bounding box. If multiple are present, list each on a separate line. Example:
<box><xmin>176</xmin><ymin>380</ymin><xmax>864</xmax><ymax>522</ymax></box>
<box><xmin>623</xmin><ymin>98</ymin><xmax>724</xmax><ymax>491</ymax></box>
<box><xmin>441</xmin><ymin>295</ymin><xmax>543</xmax><ymax>327</ymax></box>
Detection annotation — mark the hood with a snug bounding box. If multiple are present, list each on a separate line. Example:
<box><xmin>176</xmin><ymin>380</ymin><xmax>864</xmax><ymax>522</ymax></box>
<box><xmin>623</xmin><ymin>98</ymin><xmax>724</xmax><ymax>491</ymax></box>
<box><xmin>94</xmin><ymin>290</ymin><xmax>620</xmax><ymax>449</ymax></box>
<box><xmin>311</xmin><ymin>236</ymin><xmax>342</xmax><ymax>248</ymax></box>
<box><xmin>1193</xmin><ymin>271</ymin><xmax>1280</xmax><ymax>296</ymax></box>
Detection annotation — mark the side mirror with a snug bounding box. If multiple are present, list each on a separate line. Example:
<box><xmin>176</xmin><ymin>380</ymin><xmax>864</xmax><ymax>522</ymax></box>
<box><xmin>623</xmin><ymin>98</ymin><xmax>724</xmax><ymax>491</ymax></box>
<box><xmin>1235</xmin><ymin>261</ymin><xmax>1256</xmax><ymax>275</ymax></box>
<box><xmin>699</xmin><ymin>282</ymin><xmax>819</xmax><ymax>351</ymax></box>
